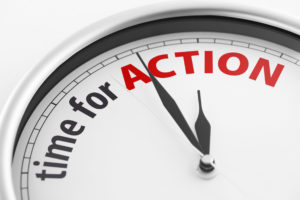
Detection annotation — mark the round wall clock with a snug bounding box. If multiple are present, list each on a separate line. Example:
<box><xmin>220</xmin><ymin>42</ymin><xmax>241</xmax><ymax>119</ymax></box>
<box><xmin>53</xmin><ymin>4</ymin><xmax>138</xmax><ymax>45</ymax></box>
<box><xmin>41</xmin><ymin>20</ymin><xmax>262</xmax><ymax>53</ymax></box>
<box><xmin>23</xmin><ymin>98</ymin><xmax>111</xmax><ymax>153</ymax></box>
<box><xmin>1</xmin><ymin>3</ymin><xmax>300</xmax><ymax>200</ymax></box>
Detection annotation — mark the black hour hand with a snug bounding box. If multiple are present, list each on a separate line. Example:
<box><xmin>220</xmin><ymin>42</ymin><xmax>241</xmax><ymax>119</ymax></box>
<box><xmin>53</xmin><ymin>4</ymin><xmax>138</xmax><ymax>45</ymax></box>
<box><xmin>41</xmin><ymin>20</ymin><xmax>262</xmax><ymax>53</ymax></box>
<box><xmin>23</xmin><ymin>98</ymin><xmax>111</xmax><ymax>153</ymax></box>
<box><xmin>195</xmin><ymin>90</ymin><xmax>211</xmax><ymax>155</ymax></box>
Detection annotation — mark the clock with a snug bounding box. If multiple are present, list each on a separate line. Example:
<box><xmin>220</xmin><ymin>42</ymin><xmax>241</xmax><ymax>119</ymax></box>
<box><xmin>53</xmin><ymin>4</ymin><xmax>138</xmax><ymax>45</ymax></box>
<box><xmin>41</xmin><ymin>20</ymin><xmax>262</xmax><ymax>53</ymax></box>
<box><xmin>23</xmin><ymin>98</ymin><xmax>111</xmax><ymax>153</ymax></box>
<box><xmin>1</xmin><ymin>3</ymin><xmax>300</xmax><ymax>200</ymax></box>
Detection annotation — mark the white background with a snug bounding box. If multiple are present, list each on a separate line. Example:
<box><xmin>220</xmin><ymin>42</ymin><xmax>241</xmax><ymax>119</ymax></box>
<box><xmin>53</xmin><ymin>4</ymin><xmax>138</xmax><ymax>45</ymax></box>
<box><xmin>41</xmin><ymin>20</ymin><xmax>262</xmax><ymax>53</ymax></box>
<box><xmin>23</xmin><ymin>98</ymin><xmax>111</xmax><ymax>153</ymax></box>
<box><xmin>0</xmin><ymin>0</ymin><xmax>300</xmax><ymax>112</ymax></box>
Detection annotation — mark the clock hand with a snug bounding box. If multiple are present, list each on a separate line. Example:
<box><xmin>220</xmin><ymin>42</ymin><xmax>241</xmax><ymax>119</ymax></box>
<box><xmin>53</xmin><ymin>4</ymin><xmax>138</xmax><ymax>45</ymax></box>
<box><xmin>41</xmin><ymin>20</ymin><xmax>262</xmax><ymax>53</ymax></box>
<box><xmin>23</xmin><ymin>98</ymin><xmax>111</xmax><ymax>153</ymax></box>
<box><xmin>136</xmin><ymin>52</ymin><xmax>204</xmax><ymax>154</ymax></box>
<box><xmin>195</xmin><ymin>90</ymin><xmax>211</xmax><ymax>155</ymax></box>
<box><xmin>194</xmin><ymin>90</ymin><xmax>216</xmax><ymax>174</ymax></box>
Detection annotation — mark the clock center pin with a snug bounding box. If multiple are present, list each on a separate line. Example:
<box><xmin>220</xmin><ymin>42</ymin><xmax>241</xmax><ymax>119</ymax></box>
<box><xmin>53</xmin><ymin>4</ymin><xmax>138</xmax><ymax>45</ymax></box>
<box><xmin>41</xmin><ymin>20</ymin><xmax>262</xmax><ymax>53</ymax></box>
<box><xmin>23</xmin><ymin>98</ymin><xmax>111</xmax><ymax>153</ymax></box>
<box><xmin>197</xmin><ymin>155</ymin><xmax>217</xmax><ymax>179</ymax></box>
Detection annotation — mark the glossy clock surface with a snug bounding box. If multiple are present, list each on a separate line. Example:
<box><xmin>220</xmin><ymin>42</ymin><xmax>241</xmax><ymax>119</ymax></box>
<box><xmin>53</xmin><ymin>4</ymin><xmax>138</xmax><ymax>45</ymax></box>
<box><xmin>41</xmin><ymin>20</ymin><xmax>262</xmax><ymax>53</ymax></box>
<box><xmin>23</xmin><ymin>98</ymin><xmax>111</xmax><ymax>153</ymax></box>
<box><xmin>11</xmin><ymin>17</ymin><xmax>300</xmax><ymax>200</ymax></box>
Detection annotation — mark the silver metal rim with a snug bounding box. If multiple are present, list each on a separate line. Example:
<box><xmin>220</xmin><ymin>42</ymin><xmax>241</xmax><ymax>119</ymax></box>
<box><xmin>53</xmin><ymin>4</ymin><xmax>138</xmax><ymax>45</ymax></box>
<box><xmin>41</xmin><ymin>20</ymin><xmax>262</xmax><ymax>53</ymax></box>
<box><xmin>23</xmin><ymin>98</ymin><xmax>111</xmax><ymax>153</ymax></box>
<box><xmin>1</xmin><ymin>2</ymin><xmax>300</xmax><ymax>199</ymax></box>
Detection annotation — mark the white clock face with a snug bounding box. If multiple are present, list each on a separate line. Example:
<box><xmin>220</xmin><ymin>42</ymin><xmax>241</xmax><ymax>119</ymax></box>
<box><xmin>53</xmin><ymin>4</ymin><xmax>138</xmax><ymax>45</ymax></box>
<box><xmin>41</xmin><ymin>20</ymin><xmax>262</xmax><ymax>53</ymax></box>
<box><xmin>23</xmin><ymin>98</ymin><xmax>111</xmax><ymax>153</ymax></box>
<box><xmin>12</xmin><ymin>30</ymin><xmax>300</xmax><ymax>200</ymax></box>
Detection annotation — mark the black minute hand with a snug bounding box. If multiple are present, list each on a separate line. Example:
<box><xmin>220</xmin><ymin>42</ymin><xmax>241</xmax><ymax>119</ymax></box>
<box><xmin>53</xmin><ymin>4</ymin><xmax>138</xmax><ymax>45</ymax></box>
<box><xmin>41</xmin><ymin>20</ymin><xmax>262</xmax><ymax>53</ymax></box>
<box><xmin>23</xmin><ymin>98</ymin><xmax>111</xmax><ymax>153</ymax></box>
<box><xmin>136</xmin><ymin>53</ymin><xmax>204</xmax><ymax>154</ymax></box>
<box><xmin>195</xmin><ymin>90</ymin><xmax>211</xmax><ymax>155</ymax></box>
